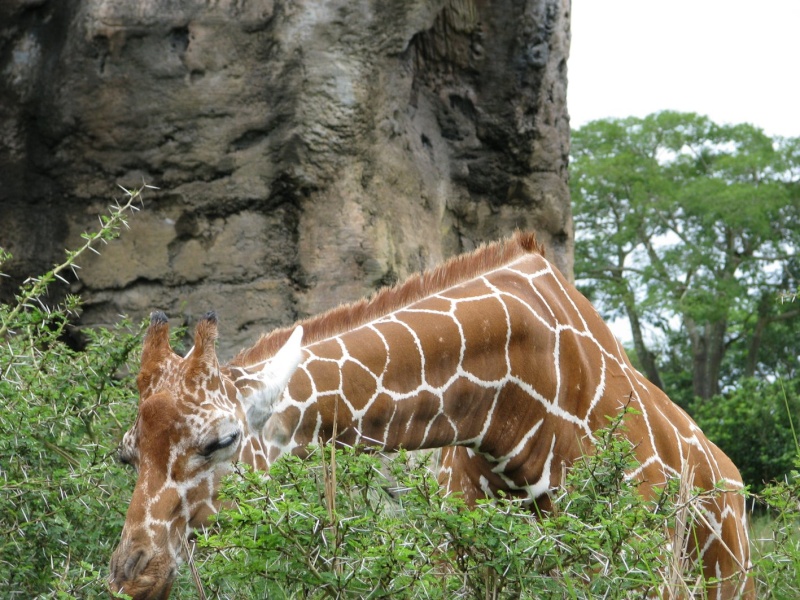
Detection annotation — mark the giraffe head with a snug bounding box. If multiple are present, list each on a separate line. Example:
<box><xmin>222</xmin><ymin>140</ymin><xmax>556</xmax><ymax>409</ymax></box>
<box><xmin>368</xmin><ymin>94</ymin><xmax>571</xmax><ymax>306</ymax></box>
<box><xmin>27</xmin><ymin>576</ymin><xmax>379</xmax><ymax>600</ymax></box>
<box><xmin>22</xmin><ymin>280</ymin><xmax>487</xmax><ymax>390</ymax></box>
<box><xmin>109</xmin><ymin>311</ymin><xmax>303</xmax><ymax>599</ymax></box>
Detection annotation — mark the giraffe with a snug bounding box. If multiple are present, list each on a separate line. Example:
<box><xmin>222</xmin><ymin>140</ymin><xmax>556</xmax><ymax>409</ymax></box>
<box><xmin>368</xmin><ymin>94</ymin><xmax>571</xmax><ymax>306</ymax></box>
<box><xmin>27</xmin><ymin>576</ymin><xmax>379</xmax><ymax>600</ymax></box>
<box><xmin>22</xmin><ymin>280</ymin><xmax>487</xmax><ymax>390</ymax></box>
<box><xmin>109</xmin><ymin>231</ymin><xmax>752</xmax><ymax>599</ymax></box>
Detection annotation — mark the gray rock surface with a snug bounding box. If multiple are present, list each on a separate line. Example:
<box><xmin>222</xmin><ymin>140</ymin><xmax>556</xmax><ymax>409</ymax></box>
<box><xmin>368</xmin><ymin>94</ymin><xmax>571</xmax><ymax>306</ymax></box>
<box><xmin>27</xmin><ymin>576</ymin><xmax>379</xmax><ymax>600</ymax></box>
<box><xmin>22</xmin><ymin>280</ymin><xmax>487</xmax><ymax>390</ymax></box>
<box><xmin>1</xmin><ymin>0</ymin><xmax>572</xmax><ymax>358</ymax></box>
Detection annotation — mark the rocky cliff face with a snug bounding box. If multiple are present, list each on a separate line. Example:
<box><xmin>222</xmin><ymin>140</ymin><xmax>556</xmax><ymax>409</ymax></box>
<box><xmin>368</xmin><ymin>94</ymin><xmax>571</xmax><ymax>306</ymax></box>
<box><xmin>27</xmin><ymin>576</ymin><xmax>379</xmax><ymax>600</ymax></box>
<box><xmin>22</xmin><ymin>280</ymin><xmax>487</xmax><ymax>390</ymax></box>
<box><xmin>1</xmin><ymin>0</ymin><xmax>572</xmax><ymax>358</ymax></box>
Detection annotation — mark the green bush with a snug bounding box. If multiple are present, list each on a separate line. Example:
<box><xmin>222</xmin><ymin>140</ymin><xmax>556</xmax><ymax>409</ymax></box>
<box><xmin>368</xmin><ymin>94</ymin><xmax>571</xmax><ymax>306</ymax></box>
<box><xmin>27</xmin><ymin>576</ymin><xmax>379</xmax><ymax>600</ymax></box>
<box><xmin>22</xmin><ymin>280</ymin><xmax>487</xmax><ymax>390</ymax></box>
<box><xmin>690</xmin><ymin>376</ymin><xmax>800</xmax><ymax>597</ymax></box>
<box><xmin>198</xmin><ymin>413</ymin><xmax>700</xmax><ymax>599</ymax></box>
<box><xmin>0</xmin><ymin>187</ymin><xmax>146</xmax><ymax>597</ymax></box>
<box><xmin>691</xmin><ymin>377</ymin><xmax>800</xmax><ymax>493</ymax></box>
<box><xmin>752</xmin><ymin>459</ymin><xmax>800</xmax><ymax>598</ymax></box>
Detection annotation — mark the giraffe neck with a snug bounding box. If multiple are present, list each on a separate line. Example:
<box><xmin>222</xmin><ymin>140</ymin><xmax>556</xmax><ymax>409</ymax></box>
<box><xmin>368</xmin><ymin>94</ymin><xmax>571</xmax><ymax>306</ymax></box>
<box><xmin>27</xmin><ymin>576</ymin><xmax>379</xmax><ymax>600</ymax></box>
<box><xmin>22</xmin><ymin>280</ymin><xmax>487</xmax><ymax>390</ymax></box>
<box><xmin>258</xmin><ymin>253</ymin><xmax>620</xmax><ymax>499</ymax></box>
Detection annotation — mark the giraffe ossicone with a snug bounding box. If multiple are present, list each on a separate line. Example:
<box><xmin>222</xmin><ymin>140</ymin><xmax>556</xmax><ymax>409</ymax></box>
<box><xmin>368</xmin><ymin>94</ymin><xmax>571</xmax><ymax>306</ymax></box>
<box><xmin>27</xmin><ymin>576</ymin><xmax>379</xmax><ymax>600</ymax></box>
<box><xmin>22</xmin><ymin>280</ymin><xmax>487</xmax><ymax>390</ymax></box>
<box><xmin>109</xmin><ymin>231</ymin><xmax>753</xmax><ymax>599</ymax></box>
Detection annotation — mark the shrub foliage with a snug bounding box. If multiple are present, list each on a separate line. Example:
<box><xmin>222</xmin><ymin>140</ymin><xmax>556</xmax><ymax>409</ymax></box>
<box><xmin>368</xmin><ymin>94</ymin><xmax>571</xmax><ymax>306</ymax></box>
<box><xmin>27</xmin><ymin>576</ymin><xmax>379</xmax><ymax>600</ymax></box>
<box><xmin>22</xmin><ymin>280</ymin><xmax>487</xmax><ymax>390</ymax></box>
<box><xmin>198</xmin><ymin>415</ymin><xmax>700</xmax><ymax>599</ymax></box>
<box><xmin>691</xmin><ymin>377</ymin><xmax>800</xmax><ymax>494</ymax></box>
<box><xmin>0</xmin><ymin>188</ymin><xmax>146</xmax><ymax>597</ymax></box>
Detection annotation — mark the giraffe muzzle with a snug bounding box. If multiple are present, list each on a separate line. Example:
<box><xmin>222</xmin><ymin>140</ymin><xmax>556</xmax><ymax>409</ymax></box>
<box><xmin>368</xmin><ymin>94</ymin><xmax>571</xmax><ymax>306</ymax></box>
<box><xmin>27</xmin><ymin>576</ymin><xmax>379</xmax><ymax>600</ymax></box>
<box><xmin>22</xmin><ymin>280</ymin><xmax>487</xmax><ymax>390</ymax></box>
<box><xmin>109</xmin><ymin>544</ymin><xmax>177</xmax><ymax>600</ymax></box>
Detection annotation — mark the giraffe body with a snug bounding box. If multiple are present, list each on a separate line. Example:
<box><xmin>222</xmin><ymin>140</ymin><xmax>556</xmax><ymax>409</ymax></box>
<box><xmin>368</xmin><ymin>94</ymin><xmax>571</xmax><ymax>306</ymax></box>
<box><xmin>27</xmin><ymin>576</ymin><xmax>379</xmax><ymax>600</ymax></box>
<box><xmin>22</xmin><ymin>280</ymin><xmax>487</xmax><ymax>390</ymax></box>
<box><xmin>109</xmin><ymin>232</ymin><xmax>752</xmax><ymax>599</ymax></box>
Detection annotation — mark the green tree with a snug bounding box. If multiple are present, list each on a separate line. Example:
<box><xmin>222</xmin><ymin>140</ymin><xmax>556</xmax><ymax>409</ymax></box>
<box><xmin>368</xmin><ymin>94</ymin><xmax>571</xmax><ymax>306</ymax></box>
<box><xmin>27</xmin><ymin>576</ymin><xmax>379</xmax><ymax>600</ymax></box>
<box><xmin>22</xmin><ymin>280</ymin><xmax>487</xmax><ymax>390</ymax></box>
<box><xmin>570</xmin><ymin>111</ymin><xmax>800</xmax><ymax>401</ymax></box>
<box><xmin>690</xmin><ymin>377</ymin><xmax>800</xmax><ymax>493</ymax></box>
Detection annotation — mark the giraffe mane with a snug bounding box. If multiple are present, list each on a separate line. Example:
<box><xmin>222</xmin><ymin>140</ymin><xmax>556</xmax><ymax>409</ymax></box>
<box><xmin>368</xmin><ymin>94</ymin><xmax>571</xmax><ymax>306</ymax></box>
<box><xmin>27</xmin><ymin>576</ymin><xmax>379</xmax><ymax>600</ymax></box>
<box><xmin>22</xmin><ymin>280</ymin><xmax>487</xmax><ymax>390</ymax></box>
<box><xmin>230</xmin><ymin>231</ymin><xmax>543</xmax><ymax>366</ymax></box>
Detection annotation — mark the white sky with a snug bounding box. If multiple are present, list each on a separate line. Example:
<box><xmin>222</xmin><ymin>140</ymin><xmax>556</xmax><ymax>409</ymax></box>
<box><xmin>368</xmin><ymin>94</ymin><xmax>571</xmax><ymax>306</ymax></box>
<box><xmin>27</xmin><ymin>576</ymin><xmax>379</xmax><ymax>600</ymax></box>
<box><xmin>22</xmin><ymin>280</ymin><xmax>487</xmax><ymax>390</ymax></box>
<box><xmin>568</xmin><ymin>0</ymin><xmax>800</xmax><ymax>138</ymax></box>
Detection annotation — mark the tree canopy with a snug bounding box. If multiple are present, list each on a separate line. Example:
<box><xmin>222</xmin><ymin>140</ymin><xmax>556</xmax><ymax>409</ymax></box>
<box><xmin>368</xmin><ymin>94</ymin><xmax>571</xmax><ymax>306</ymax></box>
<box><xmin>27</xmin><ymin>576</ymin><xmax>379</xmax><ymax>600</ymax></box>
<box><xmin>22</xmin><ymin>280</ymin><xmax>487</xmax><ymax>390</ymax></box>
<box><xmin>570</xmin><ymin>111</ymin><xmax>800</xmax><ymax>402</ymax></box>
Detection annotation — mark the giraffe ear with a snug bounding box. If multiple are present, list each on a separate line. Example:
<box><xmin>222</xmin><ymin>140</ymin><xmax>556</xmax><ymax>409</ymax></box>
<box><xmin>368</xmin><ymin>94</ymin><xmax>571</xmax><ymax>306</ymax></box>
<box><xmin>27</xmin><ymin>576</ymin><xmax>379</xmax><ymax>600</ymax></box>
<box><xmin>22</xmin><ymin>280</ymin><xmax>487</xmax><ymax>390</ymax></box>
<box><xmin>244</xmin><ymin>326</ymin><xmax>304</xmax><ymax>431</ymax></box>
<box><xmin>137</xmin><ymin>311</ymin><xmax>175</xmax><ymax>396</ymax></box>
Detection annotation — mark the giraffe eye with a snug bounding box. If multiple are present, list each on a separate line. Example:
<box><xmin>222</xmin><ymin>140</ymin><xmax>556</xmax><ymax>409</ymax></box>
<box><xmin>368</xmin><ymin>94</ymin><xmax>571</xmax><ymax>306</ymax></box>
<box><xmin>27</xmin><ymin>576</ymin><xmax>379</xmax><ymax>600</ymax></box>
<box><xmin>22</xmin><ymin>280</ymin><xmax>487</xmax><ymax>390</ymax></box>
<box><xmin>199</xmin><ymin>430</ymin><xmax>240</xmax><ymax>458</ymax></box>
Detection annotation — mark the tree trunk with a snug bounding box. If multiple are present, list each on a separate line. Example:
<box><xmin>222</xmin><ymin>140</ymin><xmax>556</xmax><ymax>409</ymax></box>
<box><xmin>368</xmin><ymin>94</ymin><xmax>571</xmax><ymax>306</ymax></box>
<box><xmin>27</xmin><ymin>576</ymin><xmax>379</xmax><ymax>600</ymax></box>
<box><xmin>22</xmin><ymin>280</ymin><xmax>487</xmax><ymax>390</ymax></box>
<box><xmin>622</xmin><ymin>286</ymin><xmax>664</xmax><ymax>390</ymax></box>
<box><xmin>744</xmin><ymin>317</ymin><xmax>768</xmax><ymax>378</ymax></box>
<box><xmin>744</xmin><ymin>295</ymin><xmax>800</xmax><ymax>377</ymax></box>
<box><xmin>687</xmin><ymin>317</ymin><xmax>727</xmax><ymax>400</ymax></box>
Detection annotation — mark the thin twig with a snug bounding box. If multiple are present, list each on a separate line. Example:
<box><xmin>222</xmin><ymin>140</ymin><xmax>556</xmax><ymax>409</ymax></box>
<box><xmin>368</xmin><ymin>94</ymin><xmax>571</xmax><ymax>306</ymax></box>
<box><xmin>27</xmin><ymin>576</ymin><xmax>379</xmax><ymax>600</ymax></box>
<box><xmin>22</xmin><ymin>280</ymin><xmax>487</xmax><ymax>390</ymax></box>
<box><xmin>0</xmin><ymin>184</ymin><xmax>152</xmax><ymax>338</ymax></box>
<box><xmin>182</xmin><ymin>535</ymin><xmax>208</xmax><ymax>600</ymax></box>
